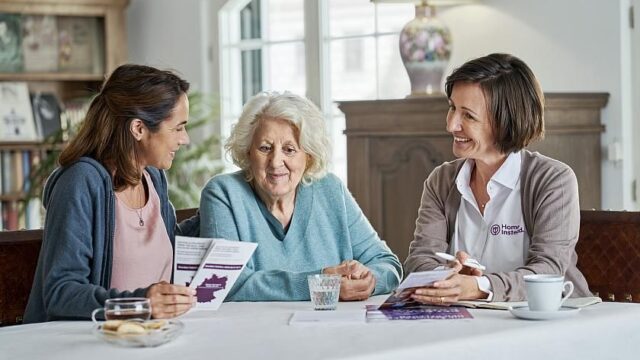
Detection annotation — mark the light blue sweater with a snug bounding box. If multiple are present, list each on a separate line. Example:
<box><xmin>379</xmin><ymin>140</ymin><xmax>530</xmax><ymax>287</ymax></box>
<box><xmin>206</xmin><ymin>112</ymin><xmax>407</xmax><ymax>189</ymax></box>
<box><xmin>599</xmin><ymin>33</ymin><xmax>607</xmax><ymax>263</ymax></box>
<box><xmin>200</xmin><ymin>171</ymin><xmax>402</xmax><ymax>301</ymax></box>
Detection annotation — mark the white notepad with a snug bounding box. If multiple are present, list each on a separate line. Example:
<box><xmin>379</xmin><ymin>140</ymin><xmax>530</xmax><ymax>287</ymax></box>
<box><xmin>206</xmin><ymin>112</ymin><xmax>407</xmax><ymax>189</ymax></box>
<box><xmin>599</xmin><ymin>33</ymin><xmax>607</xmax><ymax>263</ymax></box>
<box><xmin>289</xmin><ymin>310</ymin><xmax>366</xmax><ymax>326</ymax></box>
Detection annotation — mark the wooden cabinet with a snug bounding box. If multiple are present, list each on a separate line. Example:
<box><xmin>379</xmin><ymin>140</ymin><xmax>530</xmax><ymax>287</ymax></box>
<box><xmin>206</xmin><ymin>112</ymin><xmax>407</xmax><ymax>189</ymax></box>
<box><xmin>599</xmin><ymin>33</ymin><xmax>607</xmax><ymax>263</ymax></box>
<box><xmin>339</xmin><ymin>93</ymin><xmax>609</xmax><ymax>262</ymax></box>
<box><xmin>0</xmin><ymin>0</ymin><xmax>129</xmax><ymax>230</ymax></box>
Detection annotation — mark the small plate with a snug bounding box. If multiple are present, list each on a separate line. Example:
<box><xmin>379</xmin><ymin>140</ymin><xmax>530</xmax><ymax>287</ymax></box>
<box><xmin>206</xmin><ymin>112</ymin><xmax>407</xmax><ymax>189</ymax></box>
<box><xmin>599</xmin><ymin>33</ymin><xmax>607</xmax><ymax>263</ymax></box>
<box><xmin>509</xmin><ymin>305</ymin><xmax>581</xmax><ymax>320</ymax></box>
<box><xmin>93</xmin><ymin>319</ymin><xmax>184</xmax><ymax>347</ymax></box>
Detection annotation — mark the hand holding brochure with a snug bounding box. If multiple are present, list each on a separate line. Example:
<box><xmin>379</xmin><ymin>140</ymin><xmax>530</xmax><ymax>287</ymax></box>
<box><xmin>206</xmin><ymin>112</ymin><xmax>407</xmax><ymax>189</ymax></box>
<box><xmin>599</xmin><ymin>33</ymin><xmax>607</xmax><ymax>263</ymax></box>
<box><xmin>396</xmin><ymin>268</ymin><xmax>454</xmax><ymax>292</ymax></box>
<box><xmin>173</xmin><ymin>236</ymin><xmax>257</xmax><ymax>310</ymax></box>
<box><xmin>379</xmin><ymin>269</ymin><xmax>455</xmax><ymax>310</ymax></box>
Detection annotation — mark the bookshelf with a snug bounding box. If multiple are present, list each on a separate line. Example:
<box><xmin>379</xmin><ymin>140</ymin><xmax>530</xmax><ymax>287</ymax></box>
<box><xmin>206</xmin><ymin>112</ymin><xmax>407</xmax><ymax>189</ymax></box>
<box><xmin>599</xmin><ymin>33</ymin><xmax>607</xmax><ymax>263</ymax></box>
<box><xmin>0</xmin><ymin>0</ymin><xmax>129</xmax><ymax>230</ymax></box>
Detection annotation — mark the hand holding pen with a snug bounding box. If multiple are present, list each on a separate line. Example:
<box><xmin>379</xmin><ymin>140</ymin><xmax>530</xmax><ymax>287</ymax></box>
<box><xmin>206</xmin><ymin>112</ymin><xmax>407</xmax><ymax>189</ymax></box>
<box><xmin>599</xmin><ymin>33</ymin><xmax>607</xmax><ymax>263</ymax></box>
<box><xmin>436</xmin><ymin>251</ymin><xmax>485</xmax><ymax>276</ymax></box>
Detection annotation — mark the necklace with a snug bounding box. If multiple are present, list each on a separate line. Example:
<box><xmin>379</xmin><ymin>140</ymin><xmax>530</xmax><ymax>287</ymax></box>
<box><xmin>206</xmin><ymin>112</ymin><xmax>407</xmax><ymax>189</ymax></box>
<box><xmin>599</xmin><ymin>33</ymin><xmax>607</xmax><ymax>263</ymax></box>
<box><xmin>120</xmin><ymin>182</ymin><xmax>145</xmax><ymax>227</ymax></box>
<box><xmin>135</xmin><ymin>182</ymin><xmax>145</xmax><ymax>227</ymax></box>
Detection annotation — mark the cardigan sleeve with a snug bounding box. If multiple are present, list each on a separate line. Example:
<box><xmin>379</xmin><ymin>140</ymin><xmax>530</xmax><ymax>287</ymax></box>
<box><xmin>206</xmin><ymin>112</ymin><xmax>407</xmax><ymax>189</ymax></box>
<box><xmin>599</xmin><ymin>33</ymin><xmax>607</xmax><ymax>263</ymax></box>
<box><xmin>404</xmin><ymin>164</ymin><xmax>452</xmax><ymax>274</ymax></box>
<box><xmin>36</xmin><ymin>166</ymin><xmax>149</xmax><ymax>322</ymax></box>
<box><xmin>199</xmin><ymin>177</ymin><xmax>319</xmax><ymax>301</ymax></box>
<box><xmin>341</xmin><ymin>180</ymin><xmax>402</xmax><ymax>295</ymax></box>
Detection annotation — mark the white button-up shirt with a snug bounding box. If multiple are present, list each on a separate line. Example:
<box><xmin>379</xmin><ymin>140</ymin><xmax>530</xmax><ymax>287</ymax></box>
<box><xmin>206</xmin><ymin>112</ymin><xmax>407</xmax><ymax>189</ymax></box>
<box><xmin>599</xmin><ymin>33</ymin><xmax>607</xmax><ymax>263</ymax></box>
<box><xmin>451</xmin><ymin>151</ymin><xmax>530</xmax><ymax>298</ymax></box>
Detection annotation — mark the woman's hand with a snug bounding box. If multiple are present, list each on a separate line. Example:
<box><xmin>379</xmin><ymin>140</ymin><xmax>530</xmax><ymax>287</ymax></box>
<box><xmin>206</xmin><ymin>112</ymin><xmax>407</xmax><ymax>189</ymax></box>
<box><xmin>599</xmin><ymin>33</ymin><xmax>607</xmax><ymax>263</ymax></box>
<box><xmin>410</xmin><ymin>273</ymin><xmax>485</xmax><ymax>305</ymax></box>
<box><xmin>454</xmin><ymin>251</ymin><xmax>484</xmax><ymax>276</ymax></box>
<box><xmin>146</xmin><ymin>281</ymin><xmax>197</xmax><ymax>318</ymax></box>
<box><xmin>323</xmin><ymin>260</ymin><xmax>376</xmax><ymax>301</ymax></box>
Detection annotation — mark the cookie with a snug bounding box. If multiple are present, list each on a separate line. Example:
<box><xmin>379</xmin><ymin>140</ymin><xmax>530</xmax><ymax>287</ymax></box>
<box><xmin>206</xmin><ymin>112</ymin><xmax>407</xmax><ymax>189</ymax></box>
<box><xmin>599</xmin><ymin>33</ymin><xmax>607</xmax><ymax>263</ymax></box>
<box><xmin>102</xmin><ymin>320</ymin><xmax>123</xmax><ymax>332</ymax></box>
<box><xmin>142</xmin><ymin>320</ymin><xmax>166</xmax><ymax>330</ymax></box>
<box><xmin>116</xmin><ymin>322</ymin><xmax>146</xmax><ymax>335</ymax></box>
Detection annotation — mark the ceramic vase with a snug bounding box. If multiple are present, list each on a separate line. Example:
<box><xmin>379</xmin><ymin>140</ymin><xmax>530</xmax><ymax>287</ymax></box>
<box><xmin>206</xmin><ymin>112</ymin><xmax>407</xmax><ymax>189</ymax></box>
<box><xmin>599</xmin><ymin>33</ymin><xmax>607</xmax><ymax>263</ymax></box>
<box><xmin>399</xmin><ymin>5</ymin><xmax>451</xmax><ymax>96</ymax></box>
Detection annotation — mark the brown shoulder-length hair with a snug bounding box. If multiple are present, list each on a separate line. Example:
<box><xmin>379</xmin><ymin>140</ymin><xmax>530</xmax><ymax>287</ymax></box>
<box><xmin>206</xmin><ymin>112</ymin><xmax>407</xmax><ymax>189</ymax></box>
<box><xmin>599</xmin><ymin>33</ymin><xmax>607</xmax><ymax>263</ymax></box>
<box><xmin>444</xmin><ymin>53</ymin><xmax>545</xmax><ymax>154</ymax></box>
<box><xmin>59</xmin><ymin>64</ymin><xmax>189</xmax><ymax>190</ymax></box>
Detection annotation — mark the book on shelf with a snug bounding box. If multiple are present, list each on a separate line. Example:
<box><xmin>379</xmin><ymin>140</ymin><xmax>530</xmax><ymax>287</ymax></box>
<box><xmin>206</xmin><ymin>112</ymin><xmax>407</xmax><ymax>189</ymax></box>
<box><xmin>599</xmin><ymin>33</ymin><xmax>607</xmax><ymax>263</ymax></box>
<box><xmin>0</xmin><ymin>82</ymin><xmax>38</xmax><ymax>141</ymax></box>
<box><xmin>31</xmin><ymin>92</ymin><xmax>62</xmax><ymax>139</ymax></box>
<box><xmin>1</xmin><ymin>150</ymin><xmax>12</xmax><ymax>194</ymax></box>
<box><xmin>21</xmin><ymin>15</ymin><xmax>58</xmax><ymax>72</ymax></box>
<box><xmin>61</xmin><ymin>97</ymin><xmax>91</xmax><ymax>140</ymax></box>
<box><xmin>12</xmin><ymin>150</ymin><xmax>23</xmax><ymax>194</ymax></box>
<box><xmin>0</xmin><ymin>13</ymin><xmax>24</xmax><ymax>73</ymax></box>
<box><xmin>57</xmin><ymin>16</ymin><xmax>104</xmax><ymax>74</ymax></box>
<box><xmin>2</xmin><ymin>200</ymin><xmax>19</xmax><ymax>231</ymax></box>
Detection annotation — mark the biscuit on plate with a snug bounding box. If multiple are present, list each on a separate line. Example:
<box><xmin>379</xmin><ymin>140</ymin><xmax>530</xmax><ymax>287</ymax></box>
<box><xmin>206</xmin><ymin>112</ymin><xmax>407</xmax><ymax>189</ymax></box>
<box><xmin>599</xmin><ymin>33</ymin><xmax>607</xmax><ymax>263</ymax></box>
<box><xmin>143</xmin><ymin>320</ymin><xmax>166</xmax><ymax>330</ymax></box>
<box><xmin>116</xmin><ymin>322</ymin><xmax>146</xmax><ymax>335</ymax></box>
<box><xmin>102</xmin><ymin>320</ymin><xmax>123</xmax><ymax>332</ymax></box>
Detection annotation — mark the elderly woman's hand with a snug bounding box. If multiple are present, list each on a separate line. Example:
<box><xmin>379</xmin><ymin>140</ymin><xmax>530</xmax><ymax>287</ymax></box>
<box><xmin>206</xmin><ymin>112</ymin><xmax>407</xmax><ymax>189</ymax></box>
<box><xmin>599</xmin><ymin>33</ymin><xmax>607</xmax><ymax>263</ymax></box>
<box><xmin>323</xmin><ymin>260</ymin><xmax>376</xmax><ymax>301</ymax></box>
<box><xmin>146</xmin><ymin>281</ymin><xmax>197</xmax><ymax>318</ymax></box>
<box><xmin>409</xmin><ymin>273</ymin><xmax>485</xmax><ymax>305</ymax></box>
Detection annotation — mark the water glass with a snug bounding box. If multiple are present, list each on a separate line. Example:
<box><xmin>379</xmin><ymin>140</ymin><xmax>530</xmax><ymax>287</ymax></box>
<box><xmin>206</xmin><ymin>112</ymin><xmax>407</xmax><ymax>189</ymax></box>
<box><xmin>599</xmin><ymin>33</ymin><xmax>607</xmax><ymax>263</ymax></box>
<box><xmin>307</xmin><ymin>274</ymin><xmax>341</xmax><ymax>310</ymax></box>
<box><xmin>91</xmin><ymin>298</ymin><xmax>152</xmax><ymax>323</ymax></box>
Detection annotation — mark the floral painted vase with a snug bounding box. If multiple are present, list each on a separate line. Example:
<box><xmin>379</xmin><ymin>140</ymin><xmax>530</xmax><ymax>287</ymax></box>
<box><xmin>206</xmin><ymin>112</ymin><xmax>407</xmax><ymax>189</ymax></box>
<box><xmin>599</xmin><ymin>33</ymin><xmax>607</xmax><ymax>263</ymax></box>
<box><xmin>399</xmin><ymin>5</ymin><xmax>451</xmax><ymax>96</ymax></box>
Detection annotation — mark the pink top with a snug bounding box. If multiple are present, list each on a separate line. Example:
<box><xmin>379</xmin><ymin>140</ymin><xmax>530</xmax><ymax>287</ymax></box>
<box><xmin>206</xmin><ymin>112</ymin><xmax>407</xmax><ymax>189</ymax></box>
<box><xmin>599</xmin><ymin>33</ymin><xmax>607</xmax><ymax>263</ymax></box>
<box><xmin>110</xmin><ymin>170</ymin><xmax>173</xmax><ymax>292</ymax></box>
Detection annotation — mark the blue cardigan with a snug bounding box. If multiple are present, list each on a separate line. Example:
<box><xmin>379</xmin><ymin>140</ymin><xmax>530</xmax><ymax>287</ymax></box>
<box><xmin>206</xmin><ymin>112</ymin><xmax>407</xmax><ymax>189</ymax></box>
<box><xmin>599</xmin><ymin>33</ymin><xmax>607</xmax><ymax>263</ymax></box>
<box><xmin>24</xmin><ymin>157</ymin><xmax>199</xmax><ymax>323</ymax></box>
<box><xmin>199</xmin><ymin>171</ymin><xmax>402</xmax><ymax>301</ymax></box>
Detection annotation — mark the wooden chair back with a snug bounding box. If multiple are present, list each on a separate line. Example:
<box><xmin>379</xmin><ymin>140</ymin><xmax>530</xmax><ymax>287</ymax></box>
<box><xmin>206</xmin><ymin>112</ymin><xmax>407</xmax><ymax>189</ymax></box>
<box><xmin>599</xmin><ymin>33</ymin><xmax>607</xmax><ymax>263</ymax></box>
<box><xmin>575</xmin><ymin>210</ymin><xmax>640</xmax><ymax>302</ymax></box>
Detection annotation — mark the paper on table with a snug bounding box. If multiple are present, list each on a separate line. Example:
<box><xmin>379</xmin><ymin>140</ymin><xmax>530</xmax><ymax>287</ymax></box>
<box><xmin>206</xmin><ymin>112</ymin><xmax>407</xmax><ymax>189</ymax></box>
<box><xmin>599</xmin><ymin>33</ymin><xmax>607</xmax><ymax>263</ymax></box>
<box><xmin>396</xmin><ymin>269</ymin><xmax>455</xmax><ymax>292</ymax></box>
<box><xmin>289</xmin><ymin>310</ymin><xmax>366</xmax><ymax>326</ymax></box>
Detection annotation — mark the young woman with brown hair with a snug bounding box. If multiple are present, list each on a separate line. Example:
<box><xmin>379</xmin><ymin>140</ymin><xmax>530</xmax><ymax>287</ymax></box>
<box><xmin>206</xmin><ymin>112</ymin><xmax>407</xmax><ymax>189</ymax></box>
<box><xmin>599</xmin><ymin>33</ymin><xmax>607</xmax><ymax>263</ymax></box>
<box><xmin>25</xmin><ymin>64</ymin><xmax>199</xmax><ymax>323</ymax></box>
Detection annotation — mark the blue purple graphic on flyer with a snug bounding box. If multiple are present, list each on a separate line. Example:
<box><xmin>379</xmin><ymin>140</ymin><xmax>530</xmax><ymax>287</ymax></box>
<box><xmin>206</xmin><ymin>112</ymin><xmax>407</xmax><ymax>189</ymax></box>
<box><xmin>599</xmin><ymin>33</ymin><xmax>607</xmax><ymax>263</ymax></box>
<box><xmin>373</xmin><ymin>288</ymin><xmax>473</xmax><ymax>320</ymax></box>
<box><xmin>193</xmin><ymin>264</ymin><xmax>241</xmax><ymax>303</ymax></box>
<box><xmin>379</xmin><ymin>306</ymin><xmax>473</xmax><ymax>320</ymax></box>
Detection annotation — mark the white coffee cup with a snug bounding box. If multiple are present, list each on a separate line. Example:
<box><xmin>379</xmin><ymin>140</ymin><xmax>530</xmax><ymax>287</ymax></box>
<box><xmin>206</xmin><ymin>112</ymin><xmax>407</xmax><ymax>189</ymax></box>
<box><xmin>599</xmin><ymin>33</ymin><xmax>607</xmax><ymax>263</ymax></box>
<box><xmin>524</xmin><ymin>274</ymin><xmax>574</xmax><ymax>311</ymax></box>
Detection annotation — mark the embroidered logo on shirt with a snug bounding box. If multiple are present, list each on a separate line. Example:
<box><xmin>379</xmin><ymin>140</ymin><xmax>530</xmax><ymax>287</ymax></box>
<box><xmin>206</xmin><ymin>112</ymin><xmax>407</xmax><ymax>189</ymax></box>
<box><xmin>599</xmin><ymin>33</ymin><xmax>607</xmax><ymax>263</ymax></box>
<box><xmin>490</xmin><ymin>224</ymin><xmax>524</xmax><ymax>236</ymax></box>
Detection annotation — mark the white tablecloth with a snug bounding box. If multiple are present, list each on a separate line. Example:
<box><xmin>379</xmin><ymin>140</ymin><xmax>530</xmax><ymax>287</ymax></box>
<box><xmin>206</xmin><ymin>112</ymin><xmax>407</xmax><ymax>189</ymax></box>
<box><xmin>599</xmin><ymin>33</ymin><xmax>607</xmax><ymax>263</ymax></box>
<box><xmin>2</xmin><ymin>296</ymin><xmax>639</xmax><ymax>360</ymax></box>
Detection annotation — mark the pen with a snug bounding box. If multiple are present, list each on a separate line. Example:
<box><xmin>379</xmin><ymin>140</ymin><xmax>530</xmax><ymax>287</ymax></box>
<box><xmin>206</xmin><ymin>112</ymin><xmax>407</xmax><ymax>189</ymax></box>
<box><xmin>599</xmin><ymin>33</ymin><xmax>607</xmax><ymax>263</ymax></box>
<box><xmin>435</xmin><ymin>252</ymin><xmax>486</xmax><ymax>271</ymax></box>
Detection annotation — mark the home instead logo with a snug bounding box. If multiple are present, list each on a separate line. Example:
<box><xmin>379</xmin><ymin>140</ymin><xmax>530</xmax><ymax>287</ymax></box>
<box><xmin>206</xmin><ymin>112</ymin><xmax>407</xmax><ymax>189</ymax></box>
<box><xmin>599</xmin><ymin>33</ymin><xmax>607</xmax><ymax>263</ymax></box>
<box><xmin>490</xmin><ymin>224</ymin><xmax>524</xmax><ymax>236</ymax></box>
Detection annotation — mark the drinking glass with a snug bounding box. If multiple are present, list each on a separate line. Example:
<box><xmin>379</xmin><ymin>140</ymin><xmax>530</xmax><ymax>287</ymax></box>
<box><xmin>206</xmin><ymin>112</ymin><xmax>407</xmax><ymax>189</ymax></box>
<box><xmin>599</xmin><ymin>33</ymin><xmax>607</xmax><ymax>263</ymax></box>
<box><xmin>307</xmin><ymin>274</ymin><xmax>341</xmax><ymax>310</ymax></box>
<box><xmin>91</xmin><ymin>298</ymin><xmax>152</xmax><ymax>323</ymax></box>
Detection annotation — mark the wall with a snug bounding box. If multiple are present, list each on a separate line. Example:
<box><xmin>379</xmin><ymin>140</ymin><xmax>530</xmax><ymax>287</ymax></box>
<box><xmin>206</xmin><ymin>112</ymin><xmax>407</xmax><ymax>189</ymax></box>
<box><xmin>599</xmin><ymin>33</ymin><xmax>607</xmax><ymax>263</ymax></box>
<box><xmin>126</xmin><ymin>0</ymin><xmax>210</xmax><ymax>93</ymax></box>
<box><xmin>126</xmin><ymin>0</ymin><xmax>216</xmax><ymax>145</ymax></box>
<box><xmin>440</xmin><ymin>0</ymin><xmax>630</xmax><ymax>209</ymax></box>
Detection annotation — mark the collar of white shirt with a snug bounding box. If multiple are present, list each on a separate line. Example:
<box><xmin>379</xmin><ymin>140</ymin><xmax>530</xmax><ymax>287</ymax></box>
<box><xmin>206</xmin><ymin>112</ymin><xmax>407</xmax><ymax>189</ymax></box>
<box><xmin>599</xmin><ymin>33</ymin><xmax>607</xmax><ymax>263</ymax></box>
<box><xmin>456</xmin><ymin>150</ymin><xmax>522</xmax><ymax>197</ymax></box>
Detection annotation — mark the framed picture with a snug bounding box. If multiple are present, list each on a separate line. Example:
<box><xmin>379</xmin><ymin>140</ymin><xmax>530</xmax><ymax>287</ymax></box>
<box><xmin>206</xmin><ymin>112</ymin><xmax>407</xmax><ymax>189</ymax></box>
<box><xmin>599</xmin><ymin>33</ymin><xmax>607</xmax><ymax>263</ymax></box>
<box><xmin>0</xmin><ymin>13</ymin><xmax>23</xmax><ymax>72</ymax></box>
<box><xmin>31</xmin><ymin>92</ymin><xmax>61</xmax><ymax>139</ymax></box>
<box><xmin>0</xmin><ymin>82</ymin><xmax>37</xmax><ymax>141</ymax></box>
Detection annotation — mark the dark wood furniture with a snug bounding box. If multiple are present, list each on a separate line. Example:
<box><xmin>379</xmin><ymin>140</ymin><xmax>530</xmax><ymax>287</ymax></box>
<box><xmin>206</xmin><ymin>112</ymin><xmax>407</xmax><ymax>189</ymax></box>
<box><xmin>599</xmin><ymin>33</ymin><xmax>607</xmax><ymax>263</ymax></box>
<box><xmin>0</xmin><ymin>207</ymin><xmax>198</xmax><ymax>326</ymax></box>
<box><xmin>340</xmin><ymin>93</ymin><xmax>609</xmax><ymax>263</ymax></box>
<box><xmin>1</xmin><ymin>209</ymin><xmax>637</xmax><ymax>326</ymax></box>
<box><xmin>576</xmin><ymin>210</ymin><xmax>640</xmax><ymax>302</ymax></box>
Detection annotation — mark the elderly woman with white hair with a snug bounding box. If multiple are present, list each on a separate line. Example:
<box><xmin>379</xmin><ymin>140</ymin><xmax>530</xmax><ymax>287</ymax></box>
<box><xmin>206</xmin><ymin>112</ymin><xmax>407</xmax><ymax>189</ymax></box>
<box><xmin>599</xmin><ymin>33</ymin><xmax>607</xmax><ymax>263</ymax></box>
<box><xmin>200</xmin><ymin>91</ymin><xmax>402</xmax><ymax>301</ymax></box>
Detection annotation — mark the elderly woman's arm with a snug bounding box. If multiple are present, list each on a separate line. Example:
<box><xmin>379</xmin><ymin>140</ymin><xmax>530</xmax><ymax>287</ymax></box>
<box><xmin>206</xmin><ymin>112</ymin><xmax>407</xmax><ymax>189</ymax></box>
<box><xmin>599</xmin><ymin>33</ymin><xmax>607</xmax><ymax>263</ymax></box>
<box><xmin>341</xmin><ymin>182</ymin><xmax>403</xmax><ymax>295</ymax></box>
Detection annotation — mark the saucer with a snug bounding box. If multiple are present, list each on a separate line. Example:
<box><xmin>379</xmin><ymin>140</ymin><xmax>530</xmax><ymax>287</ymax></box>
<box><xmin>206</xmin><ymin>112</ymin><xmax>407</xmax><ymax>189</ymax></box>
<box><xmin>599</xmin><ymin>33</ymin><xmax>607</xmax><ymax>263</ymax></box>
<box><xmin>509</xmin><ymin>305</ymin><xmax>580</xmax><ymax>320</ymax></box>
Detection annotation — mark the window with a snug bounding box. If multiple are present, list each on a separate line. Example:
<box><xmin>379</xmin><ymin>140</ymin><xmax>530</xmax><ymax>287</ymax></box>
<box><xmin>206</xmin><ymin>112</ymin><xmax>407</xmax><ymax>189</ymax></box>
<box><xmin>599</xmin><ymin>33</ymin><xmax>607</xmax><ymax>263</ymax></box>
<box><xmin>219</xmin><ymin>0</ymin><xmax>412</xmax><ymax>181</ymax></box>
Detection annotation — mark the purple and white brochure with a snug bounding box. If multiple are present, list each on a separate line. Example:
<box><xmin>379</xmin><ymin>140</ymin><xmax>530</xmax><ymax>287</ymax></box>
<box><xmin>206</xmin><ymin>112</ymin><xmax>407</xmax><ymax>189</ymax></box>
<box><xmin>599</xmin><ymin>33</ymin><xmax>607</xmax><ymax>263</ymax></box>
<box><xmin>174</xmin><ymin>236</ymin><xmax>257</xmax><ymax>310</ymax></box>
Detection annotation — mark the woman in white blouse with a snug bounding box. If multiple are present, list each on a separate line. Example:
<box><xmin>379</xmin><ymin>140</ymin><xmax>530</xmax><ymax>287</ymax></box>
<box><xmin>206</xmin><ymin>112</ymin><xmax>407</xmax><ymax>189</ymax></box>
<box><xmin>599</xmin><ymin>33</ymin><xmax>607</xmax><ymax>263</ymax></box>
<box><xmin>404</xmin><ymin>53</ymin><xmax>590</xmax><ymax>303</ymax></box>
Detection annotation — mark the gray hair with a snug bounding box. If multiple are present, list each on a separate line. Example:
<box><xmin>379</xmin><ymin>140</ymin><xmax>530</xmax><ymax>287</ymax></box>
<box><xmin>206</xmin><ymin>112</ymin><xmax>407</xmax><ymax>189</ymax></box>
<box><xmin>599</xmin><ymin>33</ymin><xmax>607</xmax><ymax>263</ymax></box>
<box><xmin>225</xmin><ymin>91</ymin><xmax>330</xmax><ymax>183</ymax></box>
